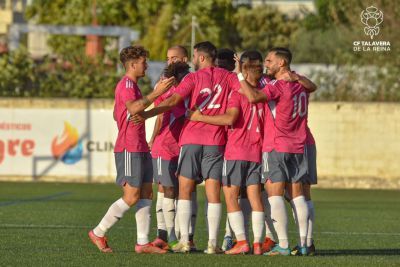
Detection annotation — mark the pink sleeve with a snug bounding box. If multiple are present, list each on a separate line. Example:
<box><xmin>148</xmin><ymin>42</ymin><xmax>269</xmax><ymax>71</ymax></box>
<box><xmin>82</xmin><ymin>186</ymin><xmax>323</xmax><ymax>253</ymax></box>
<box><xmin>227</xmin><ymin>91</ymin><xmax>241</xmax><ymax>109</ymax></box>
<box><xmin>262</xmin><ymin>83</ymin><xmax>281</xmax><ymax>101</ymax></box>
<box><xmin>119</xmin><ymin>84</ymin><xmax>138</xmax><ymax>104</ymax></box>
<box><xmin>174</xmin><ymin>73</ymin><xmax>195</xmax><ymax>99</ymax></box>
<box><xmin>229</xmin><ymin>73</ymin><xmax>241</xmax><ymax>91</ymax></box>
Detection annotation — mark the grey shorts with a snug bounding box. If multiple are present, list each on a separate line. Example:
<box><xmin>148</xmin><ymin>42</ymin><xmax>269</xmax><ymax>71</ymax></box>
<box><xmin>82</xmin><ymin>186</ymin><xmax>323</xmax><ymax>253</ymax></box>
<box><xmin>115</xmin><ymin>151</ymin><xmax>153</xmax><ymax>188</ymax></box>
<box><xmin>222</xmin><ymin>160</ymin><xmax>261</xmax><ymax>187</ymax></box>
<box><xmin>304</xmin><ymin>144</ymin><xmax>318</xmax><ymax>185</ymax></box>
<box><xmin>176</xmin><ymin>144</ymin><xmax>224</xmax><ymax>182</ymax></box>
<box><xmin>152</xmin><ymin>157</ymin><xmax>178</xmax><ymax>188</ymax></box>
<box><xmin>261</xmin><ymin>150</ymin><xmax>307</xmax><ymax>184</ymax></box>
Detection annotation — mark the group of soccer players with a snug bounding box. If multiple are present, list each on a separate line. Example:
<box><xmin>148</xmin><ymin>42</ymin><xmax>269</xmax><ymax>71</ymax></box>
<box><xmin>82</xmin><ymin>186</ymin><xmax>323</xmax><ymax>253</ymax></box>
<box><xmin>88</xmin><ymin>40</ymin><xmax>318</xmax><ymax>256</ymax></box>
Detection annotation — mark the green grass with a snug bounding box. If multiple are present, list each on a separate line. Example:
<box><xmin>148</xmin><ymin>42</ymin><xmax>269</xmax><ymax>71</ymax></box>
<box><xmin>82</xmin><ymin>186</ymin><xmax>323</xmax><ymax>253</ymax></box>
<box><xmin>0</xmin><ymin>182</ymin><xmax>399</xmax><ymax>266</ymax></box>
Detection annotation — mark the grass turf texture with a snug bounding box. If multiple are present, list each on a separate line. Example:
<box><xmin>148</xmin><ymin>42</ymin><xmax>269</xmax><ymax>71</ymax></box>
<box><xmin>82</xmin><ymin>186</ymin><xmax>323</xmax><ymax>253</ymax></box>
<box><xmin>0</xmin><ymin>182</ymin><xmax>399</xmax><ymax>266</ymax></box>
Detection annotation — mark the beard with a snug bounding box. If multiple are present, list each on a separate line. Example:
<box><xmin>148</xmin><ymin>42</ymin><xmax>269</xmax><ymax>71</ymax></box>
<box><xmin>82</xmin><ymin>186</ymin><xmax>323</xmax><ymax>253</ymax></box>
<box><xmin>193</xmin><ymin>59</ymin><xmax>200</xmax><ymax>71</ymax></box>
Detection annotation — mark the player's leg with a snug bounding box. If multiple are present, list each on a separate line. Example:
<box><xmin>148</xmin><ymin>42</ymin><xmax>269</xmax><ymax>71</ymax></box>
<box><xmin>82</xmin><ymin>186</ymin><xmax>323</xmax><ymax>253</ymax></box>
<box><xmin>223</xmin><ymin>160</ymin><xmax>249</xmax><ymax>255</ymax></box>
<box><xmin>246</xmin><ymin>162</ymin><xmax>264</xmax><ymax>255</ymax></box>
<box><xmin>161</xmin><ymin>159</ymin><xmax>179</xmax><ymax>246</ymax></box>
<box><xmin>263</xmin><ymin>151</ymin><xmax>290</xmax><ymax>256</ymax></box>
<box><xmin>173</xmin><ymin>145</ymin><xmax>201</xmax><ymax>252</ymax></box>
<box><xmin>261</xmin><ymin>187</ymin><xmax>276</xmax><ymax>252</ymax></box>
<box><xmin>152</xmin><ymin>172</ymin><xmax>168</xmax><ymax>247</ymax></box>
<box><xmin>304</xmin><ymin>143</ymin><xmax>317</xmax><ymax>255</ymax></box>
<box><xmin>202</xmin><ymin>145</ymin><xmax>224</xmax><ymax>254</ymax></box>
<box><xmin>189</xmin><ymin>186</ymin><xmax>198</xmax><ymax>250</ymax></box>
<box><xmin>134</xmin><ymin>153</ymin><xmax>167</xmax><ymax>254</ymax></box>
<box><xmin>239</xmin><ymin>187</ymin><xmax>251</xmax><ymax>242</ymax></box>
<box><xmin>89</xmin><ymin>151</ymin><xmax>140</xmax><ymax>253</ymax></box>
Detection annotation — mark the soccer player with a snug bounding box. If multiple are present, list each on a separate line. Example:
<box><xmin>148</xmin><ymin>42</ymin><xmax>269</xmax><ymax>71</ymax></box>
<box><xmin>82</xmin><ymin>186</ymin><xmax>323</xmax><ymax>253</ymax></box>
<box><xmin>149</xmin><ymin>45</ymin><xmax>198</xmax><ymax>251</ymax></box>
<box><xmin>188</xmin><ymin>50</ymin><xmax>266</xmax><ymax>255</ymax></box>
<box><xmin>88</xmin><ymin>45</ymin><xmax>174</xmax><ymax>254</ymax></box>
<box><xmin>132</xmin><ymin>41</ymin><xmax>241</xmax><ymax>253</ymax></box>
<box><xmin>236</xmin><ymin>47</ymin><xmax>316</xmax><ymax>256</ymax></box>
<box><xmin>150</xmin><ymin>61</ymin><xmax>190</xmax><ymax>250</ymax></box>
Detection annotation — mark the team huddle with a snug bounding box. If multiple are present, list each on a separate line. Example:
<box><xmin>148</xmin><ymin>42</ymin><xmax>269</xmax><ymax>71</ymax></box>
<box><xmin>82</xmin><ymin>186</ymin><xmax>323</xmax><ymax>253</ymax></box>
<box><xmin>88</xmin><ymin>41</ymin><xmax>318</xmax><ymax>256</ymax></box>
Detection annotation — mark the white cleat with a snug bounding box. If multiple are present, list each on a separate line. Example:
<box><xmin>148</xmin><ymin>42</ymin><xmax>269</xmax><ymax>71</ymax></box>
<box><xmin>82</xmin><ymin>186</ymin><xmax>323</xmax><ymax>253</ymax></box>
<box><xmin>171</xmin><ymin>241</ymin><xmax>191</xmax><ymax>253</ymax></box>
<box><xmin>204</xmin><ymin>241</ymin><xmax>223</xmax><ymax>254</ymax></box>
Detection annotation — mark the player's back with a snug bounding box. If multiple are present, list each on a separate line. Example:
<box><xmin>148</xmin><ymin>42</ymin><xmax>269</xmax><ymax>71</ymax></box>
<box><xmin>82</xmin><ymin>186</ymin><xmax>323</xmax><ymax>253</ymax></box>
<box><xmin>174</xmin><ymin>67</ymin><xmax>240</xmax><ymax>146</ymax></box>
<box><xmin>265</xmin><ymin>80</ymin><xmax>308</xmax><ymax>154</ymax></box>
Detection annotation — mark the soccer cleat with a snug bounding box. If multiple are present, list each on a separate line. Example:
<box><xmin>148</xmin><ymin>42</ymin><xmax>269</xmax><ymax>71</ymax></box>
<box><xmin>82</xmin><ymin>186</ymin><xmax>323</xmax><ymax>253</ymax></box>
<box><xmin>225</xmin><ymin>241</ymin><xmax>250</xmax><ymax>255</ymax></box>
<box><xmin>204</xmin><ymin>241</ymin><xmax>223</xmax><ymax>254</ymax></box>
<box><xmin>308</xmin><ymin>243</ymin><xmax>316</xmax><ymax>256</ymax></box>
<box><xmin>171</xmin><ymin>241</ymin><xmax>191</xmax><ymax>253</ymax></box>
<box><xmin>221</xmin><ymin>236</ymin><xmax>234</xmax><ymax>251</ymax></box>
<box><xmin>253</xmin><ymin>242</ymin><xmax>263</xmax><ymax>255</ymax></box>
<box><xmin>151</xmin><ymin>237</ymin><xmax>169</xmax><ymax>250</ymax></box>
<box><xmin>263</xmin><ymin>244</ymin><xmax>291</xmax><ymax>256</ymax></box>
<box><xmin>168</xmin><ymin>240</ymin><xmax>179</xmax><ymax>250</ymax></box>
<box><xmin>189</xmin><ymin>240</ymin><xmax>197</xmax><ymax>252</ymax></box>
<box><xmin>135</xmin><ymin>243</ymin><xmax>168</xmax><ymax>254</ymax></box>
<box><xmin>88</xmin><ymin>230</ymin><xmax>113</xmax><ymax>253</ymax></box>
<box><xmin>262</xmin><ymin>237</ymin><xmax>276</xmax><ymax>252</ymax></box>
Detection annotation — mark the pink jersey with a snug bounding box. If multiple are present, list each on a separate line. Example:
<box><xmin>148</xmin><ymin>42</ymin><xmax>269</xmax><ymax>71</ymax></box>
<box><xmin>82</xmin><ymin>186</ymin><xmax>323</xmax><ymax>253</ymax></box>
<box><xmin>174</xmin><ymin>67</ymin><xmax>241</xmax><ymax>146</ymax></box>
<box><xmin>113</xmin><ymin>76</ymin><xmax>149</xmax><ymax>153</ymax></box>
<box><xmin>224</xmin><ymin>90</ymin><xmax>264</xmax><ymax>163</ymax></box>
<box><xmin>262</xmin><ymin>79</ymin><xmax>308</xmax><ymax>154</ymax></box>
<box><xmin>151</xmin><ymin>86</ymin><xmax>186</xmax><ymax>161</ymax></box>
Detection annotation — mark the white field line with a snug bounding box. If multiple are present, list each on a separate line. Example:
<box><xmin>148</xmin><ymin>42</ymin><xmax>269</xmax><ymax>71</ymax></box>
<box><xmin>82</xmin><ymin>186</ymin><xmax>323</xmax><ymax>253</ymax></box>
<box><xmin>0</xmin><ymin>223</ymin><xmax>400</xmax><ymax>236</ymax></box>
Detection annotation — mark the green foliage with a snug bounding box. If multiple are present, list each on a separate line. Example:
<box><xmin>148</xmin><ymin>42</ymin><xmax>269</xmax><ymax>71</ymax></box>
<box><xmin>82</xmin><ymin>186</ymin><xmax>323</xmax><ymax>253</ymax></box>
<box><xmin>234</xmin><ymin>6</ymin><xmax>299</xmax><ymax>55</ymax></box>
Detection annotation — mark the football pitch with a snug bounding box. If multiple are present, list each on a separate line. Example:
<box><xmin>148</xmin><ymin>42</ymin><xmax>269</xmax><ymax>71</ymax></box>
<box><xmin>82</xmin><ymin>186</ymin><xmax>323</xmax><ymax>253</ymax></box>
<box><xmin>0</xmin><ymin>182</ymin><xmax>399</xmax><ymax>266</ymax></box>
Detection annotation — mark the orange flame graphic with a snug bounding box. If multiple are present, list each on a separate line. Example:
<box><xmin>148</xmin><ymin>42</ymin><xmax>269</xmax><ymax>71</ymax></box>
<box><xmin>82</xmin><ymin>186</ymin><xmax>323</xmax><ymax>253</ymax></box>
<box><xmin>51</xmin><ymin>122</ymin><xmax>79</xmax><ymax>159</ymax></box>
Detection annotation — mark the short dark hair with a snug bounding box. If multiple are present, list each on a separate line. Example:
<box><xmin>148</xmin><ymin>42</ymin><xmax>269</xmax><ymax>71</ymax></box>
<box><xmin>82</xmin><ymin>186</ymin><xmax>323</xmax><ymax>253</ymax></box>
<box><xmin>193</xmin><ymin>41</ymin><xmax>217</xmax><ymax>61</ymax></box>
<box><xmin>269</xmin><ymin>47</ymin><xmax>292</xmax><ymax>65</ymax></box>
<box><xmin>120</xmin><ymin>45</ymin><xmax>149</xmax><ymax>65</ymax></box>
<box><xmin>216</xmin><ymin>48</ymin><xmax>235</xmax><ymax>71</ymax></box>
<box><xmin>163</xmin><ymin>62</ymin><xmax>190</xmax><ymax>83</ymax></box>
<box><xmin>240</xmin><ymin>50</ymin><xmax>263</xmax><ymax>63</ymax></box>
<box><xmin>169</xmin><ymin>45</ymin><xmax>189</xmax><ymax>57</ymax></box>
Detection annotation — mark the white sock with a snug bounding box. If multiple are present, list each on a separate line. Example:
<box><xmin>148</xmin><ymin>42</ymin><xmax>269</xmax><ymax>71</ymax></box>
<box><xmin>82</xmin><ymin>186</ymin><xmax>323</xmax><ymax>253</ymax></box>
<box><xmin>289</xmin><ymin>200</ymin><xmax>300</xmax><ymax>246</ymax></box>
<box><xmin>162</xmin><ymin>197</ymin><xmax>177</xmax><ymax>242</ymax></box>
<box><xmin>93</xmin><ymin>198</ymin><xmax>130</xmax><ymax>237</ymax></box>
<box><xmin>239</xmin><ymin>198</ymin><xmax>251</xmax><ymax>241</ymax></box>
<box><xmin>189</xmin><ymin>191</ymin><xmax>198</xmax><ymax>239</ymax></box>
<box><xmin>135</xmin><ymin>199</ymin><xmax>152</xmax><ymax>245</ymax></box>
<box><xmin>207</xmin><ymin>203</ymin><xmax>222</xmax><ymax>247</ymax></box>
<box><xmin>252</xmin><ymin>211</ymin><xmax>265</xmax><ymax>244</ymax></box>
<box><xmin>174</xmin><ymin>199</ymin><xmax>180</xmax><ymax>239</ymax></box>
<box><xmin>291</xmin><ymin>196</ymin><xmax>309</xmax><ymax>247</ymax></box>
<box><xmin>155</xmin><ymin>192</ymin><xmax>167</xmax><ymax>239</ymax></box>
<box><xmin>307</xmin><ymin>200</ymin><xmax>315</xmax><ymax>247</ymax></box>
<box><xmin>177</xmin><ymin>200</ymin><xmax>191</xmax><ymax>243</ymax></box>
<box><xmin>224</xmin><ymin>217</ymin><xmax>233</xmax><ymax>238</ymax></box>
<box><xmin>269</xmin><ymin>196</ymin><xmax>288</xmax><ymax>248</ymax></box>
<box><xmin>262</xmin><ymin>190</ymin><xmax>275</xmax><ymax>241</ymax></box>
<box><xmin>227</xmin><ymin>211</ymin><xmax>246</xmax><ymax>241</ymax></box>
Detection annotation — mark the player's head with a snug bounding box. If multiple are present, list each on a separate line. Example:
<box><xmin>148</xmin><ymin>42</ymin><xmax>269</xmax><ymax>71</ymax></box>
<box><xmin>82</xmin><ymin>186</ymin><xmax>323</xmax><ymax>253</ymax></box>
<box><xmin>192</xmin><ymin>41</ymin><xmax>217</xmax><ymax>71</ymax></box>
<box><xmin>240</xmin><ymin>50</ymin><xmax>263</xmax><ymax>81</ymax></box>
<box><xmin>163</xmin><ymin>61</ymin><xmax>190</xmax><ymax>84</ymax></box>
<box><xmin>265</xmin><ymin>47</ymin><xmax>292</xmax><ymax>77</ymax></box>
<box><xmin>120</xmin><ymin>45</ymin><xmax>149</xmax><ymax>78</ymax></box>
<box><xmin>167</xmin><ymin>45</ymin><xmax>189</xmax><ymax>65</ymax></box>
<box><xmin>215</xmin><ymin>48</ymin><xmax>235</xmax><ymax>71</ymax></box>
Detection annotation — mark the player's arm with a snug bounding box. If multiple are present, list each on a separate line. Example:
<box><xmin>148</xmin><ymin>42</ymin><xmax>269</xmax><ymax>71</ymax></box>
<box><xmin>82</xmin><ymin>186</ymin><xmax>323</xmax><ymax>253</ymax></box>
<box><xmin>280</xmin><ymin>71</ymin><xmax>317</xmax><ymax>93</ymax></box>
<box><xmin>188</xmin><ymin>107</ymin><xmax>239</xmax><ymax>126</ymax></box>
<box><xmin>234</xmin><ymin>55</ymin><xmax>267</xmax><ymax>103</ymax></box>
<box><xmin>130</xmin><ymin>93</ymin><xmax>183</xmax><ymax>124</ymax></box>
<box><xmin>125</xmin><ymin>77</ymin><xmax>175</xmax><ymax>115</ymax></box>
<box><xmin>148</xmin><ymin>114</ymin><xmax>163</xmax><ymax>149</ymax></box>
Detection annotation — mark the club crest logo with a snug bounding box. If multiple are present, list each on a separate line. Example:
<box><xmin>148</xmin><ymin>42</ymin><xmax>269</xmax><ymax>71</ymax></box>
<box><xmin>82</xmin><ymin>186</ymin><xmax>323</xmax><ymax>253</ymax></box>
<box><xmin>360</xmin><ymin>6</ymin><xmax>383</xmax><ymax>39</ymax></box>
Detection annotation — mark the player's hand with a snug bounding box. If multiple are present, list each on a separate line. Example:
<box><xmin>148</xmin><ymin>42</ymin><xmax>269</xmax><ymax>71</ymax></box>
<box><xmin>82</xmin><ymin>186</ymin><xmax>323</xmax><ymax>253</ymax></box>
<box><xmin>148</xmin><ymin>140</ymin><xmax>154</xmax><ymax>150</ymax></box>
<box><xmin>187</xmin><ymin>109</ymin><xmax>202</xmax><ymax>121</ymax></box>
<box><xmin>234</xmin><ymin>54</ymin><xmax>242</xmax><ymax>74</ymax></box>
<box><xmin>155</xmin><ymin>76</ymin><xmax>175</xmax><ymax>94</ymax></box>
<box><xmin>130</xmin><ymin>113</ymin><xmax>146</xmax><ymax>124</ymax></box>
<box><xmin>281</xmin><ymin>71</ymin><xmax>299</xmax><ymax>82</ymax></box>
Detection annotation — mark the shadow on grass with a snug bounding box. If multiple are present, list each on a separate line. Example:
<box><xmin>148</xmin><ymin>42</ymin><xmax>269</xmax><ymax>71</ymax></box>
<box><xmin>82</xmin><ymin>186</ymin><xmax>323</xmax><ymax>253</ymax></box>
<box><xmin>317</xmin><ymin>249</ymin><xmax>400</xmax><ymax>256</ymax></box>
